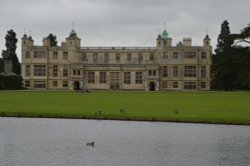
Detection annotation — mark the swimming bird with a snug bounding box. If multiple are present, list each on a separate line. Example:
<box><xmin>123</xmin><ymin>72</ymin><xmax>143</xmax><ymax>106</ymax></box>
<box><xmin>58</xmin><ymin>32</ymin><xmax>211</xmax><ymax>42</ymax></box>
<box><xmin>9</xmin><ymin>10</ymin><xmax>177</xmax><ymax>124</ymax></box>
<box><xmin>86</xmin><ymin>142</ymin><xmax>95</xmax><ymax>146</ymax></box>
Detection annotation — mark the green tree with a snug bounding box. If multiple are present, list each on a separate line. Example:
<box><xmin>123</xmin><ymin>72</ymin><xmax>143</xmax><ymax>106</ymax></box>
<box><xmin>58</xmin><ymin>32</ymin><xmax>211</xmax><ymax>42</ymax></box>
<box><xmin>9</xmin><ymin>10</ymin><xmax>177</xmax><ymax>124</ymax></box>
<box><xmin>215</xmin><ymin>20</ymin><xmax>233</xmax><ymax>55</ymax></box>
<box><xmin>212</xmin><ymin>21</ymin><xmax>250</xmax><ymax>90</ymax></box>
<box><xmin>0</xmin><ymin>58</ymin><xmax>3</xmax><ymax>73</ymax></box>
<box><xmin>0</xmin><ymin>74</ymin><xmax>23</xmax><ymax>90</ymax></box>
<box><xmin>212</xmin><ymin>20</ymin><xmax>233</xmax><ymax>90</ymax></box>
<box><xmin>230</xmin><ymin>24</ymin><xmax>250</xmax><ymax>44</ymax></box>
<box><xmin>1</xmin><ymin>30</ymin><xmax>20</xmax><ymax>74</ymax></box>
<box><xmin>47</xmin><ymin>34</ymin><xmax>57</xmax><ymax>46</ymax></box>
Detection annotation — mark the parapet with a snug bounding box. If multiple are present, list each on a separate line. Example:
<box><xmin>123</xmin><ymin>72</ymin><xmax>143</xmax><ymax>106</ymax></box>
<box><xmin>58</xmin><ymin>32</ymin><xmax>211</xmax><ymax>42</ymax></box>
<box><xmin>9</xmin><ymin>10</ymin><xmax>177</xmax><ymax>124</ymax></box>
<box><xmin>183</xmin><ymin>38</ymin><xmax>192</xmax><ymax>46</ymax></box>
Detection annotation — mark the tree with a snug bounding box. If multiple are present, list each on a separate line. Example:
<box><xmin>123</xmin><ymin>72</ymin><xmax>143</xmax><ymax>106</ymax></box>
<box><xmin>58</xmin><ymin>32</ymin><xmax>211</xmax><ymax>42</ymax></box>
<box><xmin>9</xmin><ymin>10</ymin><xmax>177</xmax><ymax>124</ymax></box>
<box><xmin>1</xmin><ymin>30</ymin><xmax>20</xmax><ymax>74</ymax></box>
<box><xmin>47</xmin><ymin>34</ymin><xmax>57</xmax><ymax>46</ymax></box>
<box><xmin>230</xmin><ymin>24</ymin><xmax>250</xmax><ymax>44</ymax></box>
<box><xmin>0</xmin><ymin>58</ymin><xmax>3</xmax><ymax>73</ymax></box>
<box><xmin>215</xmin><ymin>20</ymin><xmax>233</xmax><ymax>55</ymax></box>
<box><xmin>212</xmin><ymin>20</ymin><xmax>233</xmax><ymax>90</ymax></box>
<box><xmin>212</xmin><ymin>21</ymin><xmax>250</xmax><ymax>90</ymax></box>
<box><xmin>0</xmin><ymin>74</ymin><xmax>23</xmax><ymax>90</ymax></box>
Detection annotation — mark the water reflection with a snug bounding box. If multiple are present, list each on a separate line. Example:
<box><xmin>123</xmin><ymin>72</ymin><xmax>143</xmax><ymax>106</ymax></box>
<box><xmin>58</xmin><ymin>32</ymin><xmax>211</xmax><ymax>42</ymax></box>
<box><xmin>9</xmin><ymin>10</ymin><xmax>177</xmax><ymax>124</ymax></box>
<box><xmin>0</xmin><ymin>117</ymin><xmax>250</xmax><ymax>166</ymax></box>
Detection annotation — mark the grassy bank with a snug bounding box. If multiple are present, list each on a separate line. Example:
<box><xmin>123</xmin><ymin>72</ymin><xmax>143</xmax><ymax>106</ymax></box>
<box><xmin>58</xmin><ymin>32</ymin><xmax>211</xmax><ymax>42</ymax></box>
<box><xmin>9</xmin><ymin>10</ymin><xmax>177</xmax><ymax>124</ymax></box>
<box><xmin>0</xmin><ymin>91</ymin><xmax>250</xmax><ymax>125</ymax></box>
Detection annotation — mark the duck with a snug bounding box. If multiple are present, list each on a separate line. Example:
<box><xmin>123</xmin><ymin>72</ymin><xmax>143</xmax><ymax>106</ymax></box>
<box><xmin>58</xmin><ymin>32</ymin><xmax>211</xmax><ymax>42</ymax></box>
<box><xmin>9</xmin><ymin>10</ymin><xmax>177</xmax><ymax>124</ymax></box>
<box><xmin>86</xmin><ymin>142</ymin><xmax>95</xmax><ymax>146</ymax></box>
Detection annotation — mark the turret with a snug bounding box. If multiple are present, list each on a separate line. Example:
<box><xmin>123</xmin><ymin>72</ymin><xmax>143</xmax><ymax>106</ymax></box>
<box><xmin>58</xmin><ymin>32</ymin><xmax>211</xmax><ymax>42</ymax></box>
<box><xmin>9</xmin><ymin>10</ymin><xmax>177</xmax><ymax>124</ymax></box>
<box><xmin>203</xmin><ymin>34</ymin><xmax>211</xmax><ymax>47</ymax></box>
<box><xmin>21</xmin><ymin>34</ymin><xmax>34</xmax><ymax>47</ymax></box>
<box><xmin>156</xmin><ymin>29</ymin><xmax>172</xmax><ymax>49</ymax></box>
<box><xmin>66</xmin><ymin>29</ymin><xmax>81</xmax><ymax>47</ymax></box>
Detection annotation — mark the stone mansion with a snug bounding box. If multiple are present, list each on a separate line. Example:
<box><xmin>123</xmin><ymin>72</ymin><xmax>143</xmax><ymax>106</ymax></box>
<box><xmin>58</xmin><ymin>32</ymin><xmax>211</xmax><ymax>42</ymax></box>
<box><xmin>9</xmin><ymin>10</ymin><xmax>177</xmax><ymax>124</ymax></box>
<box><xmin>21</xmin><ymin>29</ymin><xmax>212</xmax><ymax>91</ymax></box>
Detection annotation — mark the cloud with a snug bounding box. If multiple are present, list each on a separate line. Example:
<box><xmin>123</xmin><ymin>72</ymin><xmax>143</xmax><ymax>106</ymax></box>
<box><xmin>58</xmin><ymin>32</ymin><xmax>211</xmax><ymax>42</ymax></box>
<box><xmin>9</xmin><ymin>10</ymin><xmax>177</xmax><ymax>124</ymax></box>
<box><xmin>0</xmin><ymin>0</ymin><xmax>249</xmax><ymax>60</ymax></box>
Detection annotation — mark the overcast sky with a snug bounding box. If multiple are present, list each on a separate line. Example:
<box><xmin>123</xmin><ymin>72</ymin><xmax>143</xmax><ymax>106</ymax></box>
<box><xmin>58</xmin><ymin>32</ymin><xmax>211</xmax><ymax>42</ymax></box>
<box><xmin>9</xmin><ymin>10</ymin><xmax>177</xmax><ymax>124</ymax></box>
<box><xmin>1</xmin><ymin>0</ymin><xmax>250</xmax><ymax>60</ymax></box>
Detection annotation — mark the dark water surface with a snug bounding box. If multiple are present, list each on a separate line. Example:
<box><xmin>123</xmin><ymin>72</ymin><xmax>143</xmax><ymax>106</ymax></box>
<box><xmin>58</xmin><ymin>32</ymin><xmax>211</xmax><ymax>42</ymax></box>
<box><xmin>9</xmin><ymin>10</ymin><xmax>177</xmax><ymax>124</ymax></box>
<box><xmin>0</xmin><ymin>117</ymin><xmax>250</xmax><ymax>166</ymax></box>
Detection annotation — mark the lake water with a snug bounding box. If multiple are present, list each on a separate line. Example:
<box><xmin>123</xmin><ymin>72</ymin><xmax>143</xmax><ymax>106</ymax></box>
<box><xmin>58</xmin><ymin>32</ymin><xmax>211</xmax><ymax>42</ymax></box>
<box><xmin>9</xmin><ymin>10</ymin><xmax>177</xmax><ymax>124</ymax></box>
<box><xmin>0</xmin><ymin>117</ymin><xmax>250</xmax><ymax>166</ymax></box>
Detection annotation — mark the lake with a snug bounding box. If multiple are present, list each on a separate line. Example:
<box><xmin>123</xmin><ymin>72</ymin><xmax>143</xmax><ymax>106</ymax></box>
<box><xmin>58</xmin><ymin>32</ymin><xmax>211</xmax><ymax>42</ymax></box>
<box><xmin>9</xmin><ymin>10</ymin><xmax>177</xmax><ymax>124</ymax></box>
<box><xmin>0</xmin><ymin>117</ymin><xmax>250</xmax><ymax>166</ymax></box>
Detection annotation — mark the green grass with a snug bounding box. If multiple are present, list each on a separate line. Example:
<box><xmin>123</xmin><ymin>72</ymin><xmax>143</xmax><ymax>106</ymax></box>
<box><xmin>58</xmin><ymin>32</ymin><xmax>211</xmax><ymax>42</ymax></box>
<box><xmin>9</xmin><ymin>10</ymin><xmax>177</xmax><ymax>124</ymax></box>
<box><xmin>0</xmin><ymin>91</ymin><xmax>250</xmax><ymax>125</ymax></box>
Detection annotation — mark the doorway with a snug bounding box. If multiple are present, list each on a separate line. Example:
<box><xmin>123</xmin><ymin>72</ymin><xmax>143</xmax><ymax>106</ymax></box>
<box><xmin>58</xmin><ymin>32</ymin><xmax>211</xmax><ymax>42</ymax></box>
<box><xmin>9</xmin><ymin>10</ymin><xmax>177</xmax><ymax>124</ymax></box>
<box><xmin>73</xmin><ymin>81</ymin><xmax>80</xmax><ymax>90</ymax></box>
<box><xmin>149</xmin><ymin>81</ymin><xmax>156</xmax><ymax>91</ymax></box>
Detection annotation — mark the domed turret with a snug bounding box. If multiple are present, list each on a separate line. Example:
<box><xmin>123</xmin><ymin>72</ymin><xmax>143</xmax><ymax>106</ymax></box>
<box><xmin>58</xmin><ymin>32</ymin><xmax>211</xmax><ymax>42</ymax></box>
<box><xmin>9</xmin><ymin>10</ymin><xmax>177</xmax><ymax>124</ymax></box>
<box><xmin>203</xmin><ymin>34</ymin><xmax>211</xmax><ymax>47</ymax></box>
<box><xmin>69</xmin><ymin>29</ymin><xmax>78</xmax><ymax>38</ymax></box>
<box><xmin>156</xmin><ymin>29</ymin><xmax>172</xmax><ymax>48</ymax></box>
<box><xmin>22</xmin><ymin>33</ymin><xmax>34</xmax><ymax>47</ymax></box>
<box><xmin>66</xmin><ymin>27</ymin><xmax>81</xmax><ymax>47</ymax></box>
<box><xmin>161</xmin><ymin>30</ymin><xmax>169</xmax><ymax>39</ymax></box>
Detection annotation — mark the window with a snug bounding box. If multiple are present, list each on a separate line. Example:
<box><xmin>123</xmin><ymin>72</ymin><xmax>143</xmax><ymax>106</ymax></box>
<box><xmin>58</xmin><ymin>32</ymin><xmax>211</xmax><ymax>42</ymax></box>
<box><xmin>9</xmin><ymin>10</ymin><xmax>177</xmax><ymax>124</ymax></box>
<box><xmin>124</xmin><ymin>72</ymin><xmax>131</xmax><ymax>84</ymax></box>
<box><xmin>34</xmin><ymin>80</ymin><xmax>46</xmax><ymax>88</ymax></box>
<box><xmin>149</xmin><ymin>70</ymin><xmax>157</xmax><ymax>76</ymax></box>
<box><xmin>53</xmin><ymin>65</ymin><xmax>58</xmax><ymax>77</ymax></box>
<box><xmin>173</xmin><ymin>66</ymin><xmax>178</xmax><ymax>78</ymax></box>
<box><xmin>201</xmin><ymin>66</ymin><xmax>206</xmax><ymax>78</ymax></box>
<box><xmin>63</xmin><ymin>52</ymin><xmax>68</xmax><ymax>59</ymax></box>
<box><xmin>164</xmin><ymin>41</ymin><xmax>167</xmax><ymax>46</ymax></box>
<box><xmin>104</xmin><ymin>53</ymin><xmax>109</xmax><ymax>63</ymax></box>
<box><xmin>110</xmin><ymin>72</ymin><xmax>120</xmax><ymax>89</ymax></box>
<box><xmin>173</xmin><ymin>82</ymin><xmax>178</xmax><ymax>88</ymax></box>
<box><xmin>173</xmin><ymin>52</ymin><xmax>178</xmax><ymax>59</ymax></box>
<box><xmin>116</xmin><ymin>53</ymin><xmax>120</xmax><ymax>62</ymax></box>
<box><xmin>163</xmin><ymin>52</ymin><xmax>168</xmax><ymax>59</ymax></box>
<box><xmin>25</xmin><ymin>52</ymin><xmax>30</xmax><ymax>59</ymax></box>
<box><xmin>34</xmin><ymin>51</ymin><xmax>46</xmax><ymax>58</ymax></box>
<box><xmin>52</xmin><ymin>81</ymin><xmax>58</xmax><ymax>87</ymax></box>
<box><xmin>138</xmin><ymin>53</ymin><xmax>143</xmax><ymax>63</ymax></box>
<box><xmin>201</xmin><ymin>82</ymin><xmax>206</xmax><ymax>88</ymax></box>
<box><xmin>184</xmin><ymin>66</ymin><xmax>196</xmax><ymax>77</ymax></box>
<box><xmin>25</xmin><ymin>65</ymin><xmax>30</xmax><ymax>76</ymax></box>
<box><xmin>63</xmin><ymin>66</ymin><xmax>68</xmax><ymax>77</ymax></box>
<box><xmin>127</xmin><ymin>53</ymin><xmax>132</xmax><ymax>62</ymax></box>
<box><xmin>163</xmin><ymin>66</ymin><xmax>168</xmax><ymax>77</ymax></box>
<box><xmin>184</xmin><ymin>82</ymin><xmax>196</xmax><ymax>90</ymax></box>
<box><xmin>93</xmin><ymin>53</ymin><xmax>98</xmax><ymax>63</ymax></box>
<box><xmin>82</xmin><ymin>53</ymin><xmax>87</xmax><ymax>61</ymax></box>
<box><xmin>53</xmin><ymin>52</ymin><xmax>58</xmax><ymax>59</ymax></box>
<box><xmin>135</xmin><ymin>72</ymin><xmax>143</xmax><ymax>84</ymax></box>
<box><xmin>149</xmin><ymin>70</ymin><xmax>152</xmax><ymax>76</ymax></box>
<box><xmin>201</xmin><ymin>52</ymin><xmax>207</xmax><ymax>59</ymax></box>
<box><xmin>162</xmin><ymin>81</ymin><xmax>168</xmax><ymax>89</ymax></box>
<box><xmin>99</xmin><ymin>72</ymin><xmax>106</xmax><ymax>83</ymax></box>
<box><xmin>25</xmin><ymin>80</ymin><xmax>30</xmax><ymax>87</ymax></box>
<box><xmin>72</xmin><ymin>69</ymin><xmax>81</xmax><ymax>75</ymax></box>
<box><xmin>184</xmin><ymin>52</ymin><xmax>196</xmax><ymax>59</ymax></box>
<box><xmin>34</xmin><ymin>65</ymin><xmax>46</xmax><ymax>76</ymax></box>
<box><xmin>149</xmin><ymin>54</ymin><xmax>154</xmax><ymax>61</ymax></box>
<box><xmin>88</xmin><ymin>72</ymin><xmax>95</xmax><ymax>83</ymax></box>
<box><xmin>63</xmin><ymin>81</ymin><xmax>68</xmax><ymax>87</ymax></box>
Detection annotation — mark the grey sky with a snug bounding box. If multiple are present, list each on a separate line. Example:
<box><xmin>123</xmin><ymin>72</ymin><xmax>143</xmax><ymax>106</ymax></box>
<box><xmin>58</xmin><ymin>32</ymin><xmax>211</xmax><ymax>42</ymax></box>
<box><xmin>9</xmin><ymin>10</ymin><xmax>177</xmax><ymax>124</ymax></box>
<box><xmin>0</xmin><ymin>0</ymin><xmax>250</xmax><ymax>60</ymax></box>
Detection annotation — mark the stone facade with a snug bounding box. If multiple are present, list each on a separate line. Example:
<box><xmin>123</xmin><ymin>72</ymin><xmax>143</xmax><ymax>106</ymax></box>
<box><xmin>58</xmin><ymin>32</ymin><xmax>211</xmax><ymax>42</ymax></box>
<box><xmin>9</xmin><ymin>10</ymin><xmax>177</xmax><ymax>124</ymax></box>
<box><xmin>21</xmin><ymin>29</ymin><xmax>212</xmax><ymax>91</ymax></box>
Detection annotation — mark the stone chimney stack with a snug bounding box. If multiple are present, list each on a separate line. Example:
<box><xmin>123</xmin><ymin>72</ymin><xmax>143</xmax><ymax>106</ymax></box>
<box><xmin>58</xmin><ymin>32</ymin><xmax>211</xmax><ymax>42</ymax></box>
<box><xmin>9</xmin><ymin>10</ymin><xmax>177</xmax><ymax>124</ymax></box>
<box><xmin>4</xmin><ymin>59</ymin><xmax>12</xmax><ymax>74</ymax></box>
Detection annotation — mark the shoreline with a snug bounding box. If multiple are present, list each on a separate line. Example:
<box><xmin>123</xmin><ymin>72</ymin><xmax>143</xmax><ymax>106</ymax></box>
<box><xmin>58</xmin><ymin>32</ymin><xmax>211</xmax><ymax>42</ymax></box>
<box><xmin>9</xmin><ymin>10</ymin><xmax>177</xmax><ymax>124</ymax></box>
<box><xmin>1</xmin><ymin>114</ymin><xmax>249</xmax><ymax>126</ymax></box>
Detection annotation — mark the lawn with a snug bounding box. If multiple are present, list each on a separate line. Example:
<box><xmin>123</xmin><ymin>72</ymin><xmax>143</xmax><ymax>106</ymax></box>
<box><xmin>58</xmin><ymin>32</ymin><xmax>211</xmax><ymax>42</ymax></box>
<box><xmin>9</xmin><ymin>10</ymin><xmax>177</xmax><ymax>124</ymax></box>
<box><xmin>0</xmin><ymin>91</ymin><xmax>250</xmax><ymax>125</ymax></box>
